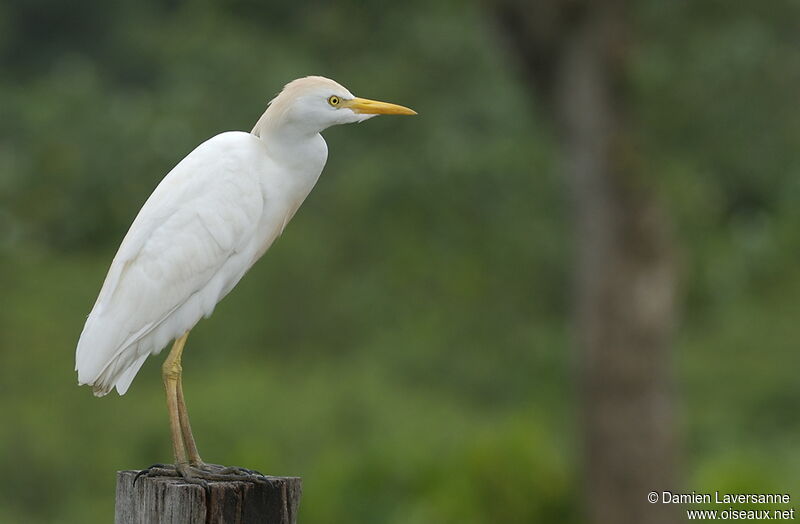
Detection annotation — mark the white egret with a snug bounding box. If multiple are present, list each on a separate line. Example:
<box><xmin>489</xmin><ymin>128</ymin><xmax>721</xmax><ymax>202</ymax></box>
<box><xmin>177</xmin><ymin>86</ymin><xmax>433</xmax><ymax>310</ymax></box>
<box><xmin>75</xmin><ymin>76</ymin><xmax>415</xmax><ymax>480</ymax></box>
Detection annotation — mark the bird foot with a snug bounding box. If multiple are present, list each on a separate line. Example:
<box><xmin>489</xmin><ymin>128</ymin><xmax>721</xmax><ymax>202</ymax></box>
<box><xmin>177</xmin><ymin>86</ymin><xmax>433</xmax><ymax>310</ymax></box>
<box><xmin>134</xmin><ymin>462</ymin><xmax>267</xmax><ymax>486</ymax></box>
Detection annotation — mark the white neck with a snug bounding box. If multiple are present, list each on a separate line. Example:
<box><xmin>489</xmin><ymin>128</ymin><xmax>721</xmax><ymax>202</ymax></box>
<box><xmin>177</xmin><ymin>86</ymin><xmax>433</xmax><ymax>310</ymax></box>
<box><xmin>252</xmin><ymin>112</ymin><xmax>329</xmax><ymax>180</ymax></box>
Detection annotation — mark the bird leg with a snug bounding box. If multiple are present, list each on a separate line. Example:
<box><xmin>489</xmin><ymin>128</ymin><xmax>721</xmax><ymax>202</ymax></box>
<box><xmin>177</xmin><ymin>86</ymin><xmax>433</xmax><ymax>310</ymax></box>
<box><xmin>134</xmin><ymin>331</ymin><xmax>267</xmax><ymax>484</ymax></box>
<box><xmin>163</xmin><ymin>332</ymin><xmax>191</xmax><ymax>476</ymax></box>
<box><xmin>175</xmin><ymin>337</ymin><xmax>203</xmax><ymax>466</ymax></box>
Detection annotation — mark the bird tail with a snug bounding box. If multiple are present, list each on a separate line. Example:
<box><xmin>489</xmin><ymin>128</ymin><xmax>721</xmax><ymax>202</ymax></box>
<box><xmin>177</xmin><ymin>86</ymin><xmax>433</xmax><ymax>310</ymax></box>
<box><xmin>76</xmin><ymin>311</ymin><xmax>150</xmax><ymax>397</ymax></box>
<box><xmin>88</xmin><ymin>352</ymin><xmax>149</xmax><ymax>396</ymax></box>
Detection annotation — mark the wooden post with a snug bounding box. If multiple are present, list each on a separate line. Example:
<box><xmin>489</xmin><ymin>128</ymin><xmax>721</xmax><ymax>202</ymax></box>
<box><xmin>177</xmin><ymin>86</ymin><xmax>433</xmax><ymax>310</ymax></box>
<box><xmin>115</xmin><ymin>470</ymin><xmax>302</xmax><ymax>524</ymax></box>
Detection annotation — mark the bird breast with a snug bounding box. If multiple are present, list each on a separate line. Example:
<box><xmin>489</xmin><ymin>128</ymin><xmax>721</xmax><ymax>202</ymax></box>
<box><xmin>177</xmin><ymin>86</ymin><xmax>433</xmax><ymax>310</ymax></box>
<box><xmin>249</xmin><ymin>131</ymin><xmax>328</xmax><ymax>263</ymax></box>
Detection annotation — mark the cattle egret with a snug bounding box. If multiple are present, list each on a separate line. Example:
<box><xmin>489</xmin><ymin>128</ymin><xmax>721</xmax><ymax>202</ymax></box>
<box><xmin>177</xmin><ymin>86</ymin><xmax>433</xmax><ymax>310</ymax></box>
<box><xmin>75</xmin><ymin>76</ymin><xmax>415</xmax><ymax>480</ymax></box>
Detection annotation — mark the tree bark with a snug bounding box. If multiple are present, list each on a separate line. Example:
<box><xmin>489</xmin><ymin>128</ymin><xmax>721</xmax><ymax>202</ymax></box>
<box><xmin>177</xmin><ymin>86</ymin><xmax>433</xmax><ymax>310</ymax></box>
<box><xmin>491</xmin><ymin>2</ymin><xmax>678</xmax><ymax>523</ymax></box>
<box><xmin>115</xmin><ymin>471</ymin><xmax>302</xmax><ymax>524</ymax></box>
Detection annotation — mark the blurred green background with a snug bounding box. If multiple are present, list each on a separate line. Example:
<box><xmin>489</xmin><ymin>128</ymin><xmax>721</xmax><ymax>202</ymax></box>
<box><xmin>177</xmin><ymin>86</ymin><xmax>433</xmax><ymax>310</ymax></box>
<box><xmin>1</xmin><ymin>0</ymin><xmax>799</xmax><ymax>522</ymax></box>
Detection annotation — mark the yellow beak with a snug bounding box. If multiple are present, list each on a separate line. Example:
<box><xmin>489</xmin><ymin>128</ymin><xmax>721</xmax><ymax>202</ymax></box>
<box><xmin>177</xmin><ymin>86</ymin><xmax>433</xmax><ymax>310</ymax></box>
<box><xmin>343</xmin><ymin>97</ymin><xmax>417</xmax><ymax>115</ymax></box>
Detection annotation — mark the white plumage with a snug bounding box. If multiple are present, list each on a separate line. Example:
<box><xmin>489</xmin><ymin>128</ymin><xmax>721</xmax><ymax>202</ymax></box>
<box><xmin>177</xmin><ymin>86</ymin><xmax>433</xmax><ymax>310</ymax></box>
<box><xmin>76</xmin><ymin>132</ymin><xmax>297</xmax><ymax>395</ymax></box>
<box><xmin>75</xmin><ymin>76</ymin><xmax>415</xmax><ymax>397</ymax></box>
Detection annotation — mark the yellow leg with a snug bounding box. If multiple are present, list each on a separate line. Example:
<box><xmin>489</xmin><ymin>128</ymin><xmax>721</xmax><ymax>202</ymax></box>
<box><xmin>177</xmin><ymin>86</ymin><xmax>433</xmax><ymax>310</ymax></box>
<box><xmin>148</xmin><ymin>333</ymin><xmax>261</xmax><ymax>482</ymax></box>
<box><xmin>176</xmin><ymin>363</ymin><xmax>203</xmax><ymax>465</ymax></box>
<box><xmin>162</xmin><ymin>332</ymin><xmax>191</xmax><ymax>469</ymax></box>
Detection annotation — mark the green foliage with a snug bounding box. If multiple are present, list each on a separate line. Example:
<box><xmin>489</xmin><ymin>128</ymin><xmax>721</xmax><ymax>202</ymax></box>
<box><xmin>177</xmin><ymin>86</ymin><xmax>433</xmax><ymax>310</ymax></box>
<box><xmin>0</xmin><ymin>0</ymin><xmax>798</xmax><ymax>521</ymax></box>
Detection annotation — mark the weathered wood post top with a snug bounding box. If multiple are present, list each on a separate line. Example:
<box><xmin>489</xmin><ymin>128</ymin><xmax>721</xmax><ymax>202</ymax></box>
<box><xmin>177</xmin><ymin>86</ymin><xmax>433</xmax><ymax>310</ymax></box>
<box><xmin>115</xmin><ymin>471</ymin><xmax>302</xmax><ymax>524</ymax></box>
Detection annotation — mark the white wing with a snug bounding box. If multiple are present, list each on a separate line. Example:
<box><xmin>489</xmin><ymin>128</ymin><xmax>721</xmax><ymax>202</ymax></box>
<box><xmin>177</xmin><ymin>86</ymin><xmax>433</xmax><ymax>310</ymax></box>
<box><xmin>76</xmin><ymin>132</ymin><xmax>269</xmax><ymax>396</ymax></box>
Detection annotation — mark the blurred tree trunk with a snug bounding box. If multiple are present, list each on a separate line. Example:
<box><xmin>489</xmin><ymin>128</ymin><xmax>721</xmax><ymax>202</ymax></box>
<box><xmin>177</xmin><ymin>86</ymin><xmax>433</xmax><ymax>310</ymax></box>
<box><xmin>491</xmin><ymin>1</ymin><xmax>678</xmax><ymax>523</ymax></box>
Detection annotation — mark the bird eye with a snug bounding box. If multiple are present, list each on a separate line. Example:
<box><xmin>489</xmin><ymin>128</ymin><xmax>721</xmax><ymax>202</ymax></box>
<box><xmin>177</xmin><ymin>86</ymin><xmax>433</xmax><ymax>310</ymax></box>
<box><xmin>328</xmin><ymin>96</ymin><xmax>340</xmax><ymax>107</ymax></box>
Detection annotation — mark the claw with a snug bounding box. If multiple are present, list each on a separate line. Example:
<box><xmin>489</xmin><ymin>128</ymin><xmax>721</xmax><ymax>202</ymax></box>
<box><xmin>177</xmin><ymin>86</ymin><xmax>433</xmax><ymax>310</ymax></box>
<box><xmin>134</xmin><ymin>463</ymin><xmax>177</xmax><ymax>486</ymax></box>
<box><xmin>133</xmin><ymin>462</ymin><xmax>268</xmax><ymax>486</ymax></box>
<box><xmin>187</xmin><ymin>463</ymin><xmax>269</xmax><ymax>484</ymax></box>
<box><xmin>217</xmin><ymin>466</ymin><xmax>264</xmax><ymax>476</ymax></box>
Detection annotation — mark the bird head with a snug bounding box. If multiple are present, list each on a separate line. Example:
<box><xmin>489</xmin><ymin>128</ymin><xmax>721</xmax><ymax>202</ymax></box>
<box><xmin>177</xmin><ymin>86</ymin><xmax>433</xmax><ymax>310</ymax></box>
<box><xmin>255</xmin><ymin>76</ymin><xmax>416</xmax><ymax>136</ymax></box>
